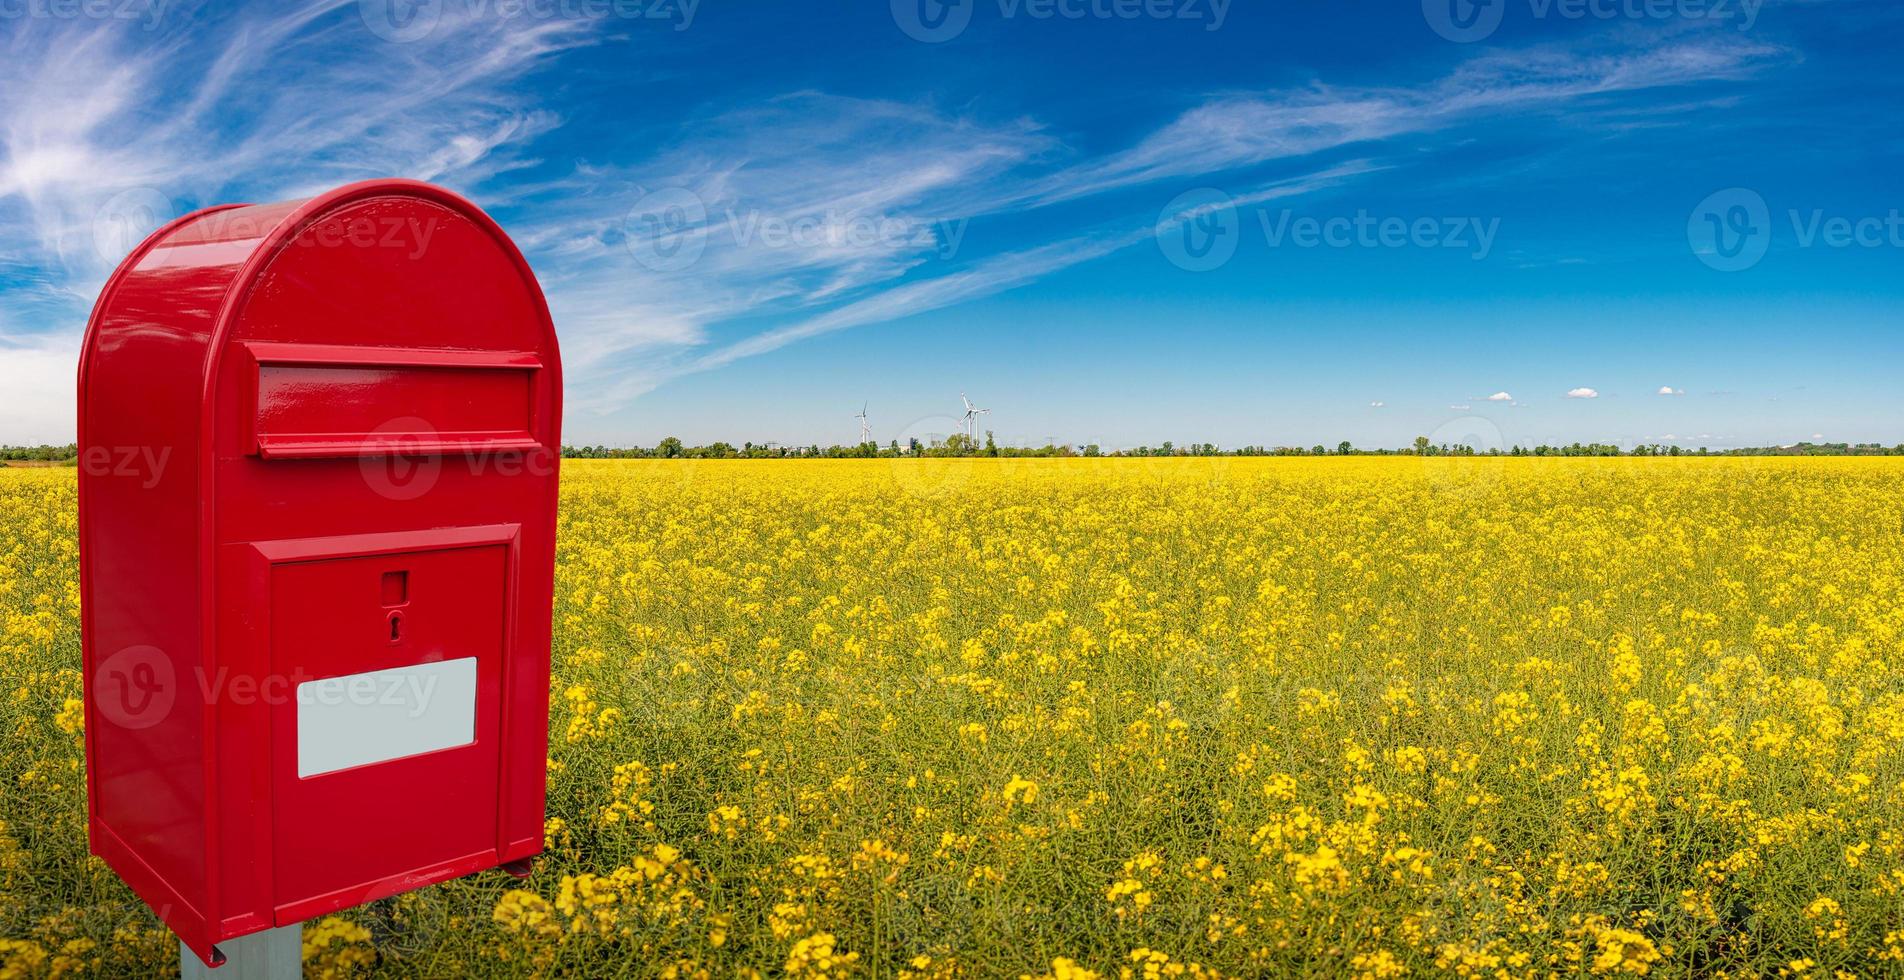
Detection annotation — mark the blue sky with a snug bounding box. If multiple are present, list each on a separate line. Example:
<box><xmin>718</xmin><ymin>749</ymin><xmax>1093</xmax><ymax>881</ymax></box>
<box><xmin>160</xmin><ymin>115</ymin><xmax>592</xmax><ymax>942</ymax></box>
<box><xmin>1</xmin><ymin>0</ymin><xmax>1899</xmax><ymax>450</ymax></box>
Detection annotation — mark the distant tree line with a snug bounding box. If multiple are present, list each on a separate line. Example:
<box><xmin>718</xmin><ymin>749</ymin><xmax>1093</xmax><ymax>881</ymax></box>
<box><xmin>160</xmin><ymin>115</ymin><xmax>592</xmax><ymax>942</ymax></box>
<box><xmin>558</xmin><ymin>435</ymin><xmax>1904</xmax><ymax>459</ymax></box>
<box><xmin>1</xmin><ymin>444</ymin><xmax>78</xmax><ymax>462</ymax></box>
<box><xmin>6</xmin><ymin>438</ymin><xmax>1902</xmax><ymax>465</ymax></box>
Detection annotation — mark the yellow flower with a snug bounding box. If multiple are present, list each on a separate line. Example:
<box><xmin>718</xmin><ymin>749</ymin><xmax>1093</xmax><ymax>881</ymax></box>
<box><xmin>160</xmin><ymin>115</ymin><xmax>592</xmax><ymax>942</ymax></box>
<box><xmin>493</xmin><ymin>890</ymin><xmax>561</xmax><ymax>938</ymax></box>
<box><xmin>1586</xmin><ymin>924</ymin><xmax>1660</xmax><ymax>976</ymax></box>
<box><xmin>301</xmin><ymin>916</ymin><xmax>374</xmax><ymax>980</ymax></box>
<box><xmin>9</xmin><ymin>455</ymin><xmax>1904</xmax><ymax>977</ymax></box>
<box><xmin>785</xmin><ymin>932</ymin><xmax>859</xmax><ymax>978</ymax></box>
<box><xmin>1350</xmin><ymin>950</ymin><xmax>1408</xmax><ymax>979</ymax></box>
<box><xmin>52</xmin><ymin>698</ymin><xmax>82</xmax><ymax>735</ymax></box>
<box><xmin>1025</xmin><ymin>957</ymin><xmax>1101</xmax><ymax>980</ymax></box>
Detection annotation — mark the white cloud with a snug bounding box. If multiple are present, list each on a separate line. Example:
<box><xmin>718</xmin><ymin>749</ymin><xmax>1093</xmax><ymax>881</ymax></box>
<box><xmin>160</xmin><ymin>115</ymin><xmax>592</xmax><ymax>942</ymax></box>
<box><xmin>1657</xmin><ymin>386</ymin><xmax>1685</xmax><ymax>396</ymax></box>
<box><xmin>1487</xmin><ymin>391</ymin><xmax>1513</xmax><ymax>401</ymax></box>
<box><xmin>1369</xmin><ymin>401</ymin><xmax>1385</xmax><ymax>408</ymax></box>
<box><xmin>516</xmin><ymin>93</ymin><xmax>1055</xmax><ymax>409</ymax></box>
<box><xmin>0</xmin><ymin>331</ymin><xmax>80</xmax><ymax>444</ymax></box>
<box><xmin>1566</xmin><ymin>387</ymin><xmax>1600</xmax><ymax>399</ymax></box>
<box><xmin>1449</xmin><ymin>405</ymin><xmax>1471</xmax><ymax>411</ymax></box>
<box><xmin>579</xmin><ymin>227</ymin><xmax>1150</xmax><ymax>411</ymax></box>
<box><xmin>1020</xmin><ymin>36</ymin><xmax>1783</xmax><ymax>207</ymax></box>
<box><xmin>0</xmin><ymin>6</ymin><xmax>589</xmax><ymax>288</ymax></box>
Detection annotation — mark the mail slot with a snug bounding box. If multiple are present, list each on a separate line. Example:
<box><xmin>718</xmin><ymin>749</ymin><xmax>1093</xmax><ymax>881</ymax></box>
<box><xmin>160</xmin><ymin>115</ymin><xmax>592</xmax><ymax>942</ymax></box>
<box><xmin>77</xmin><ymin>179</ymin><xmax>562</xmax><ymax>967</ymax></box>
<box><xmin>246</xmin><ymin>343</ymin><xmax>543</xmax><ymax>458</ymax></box>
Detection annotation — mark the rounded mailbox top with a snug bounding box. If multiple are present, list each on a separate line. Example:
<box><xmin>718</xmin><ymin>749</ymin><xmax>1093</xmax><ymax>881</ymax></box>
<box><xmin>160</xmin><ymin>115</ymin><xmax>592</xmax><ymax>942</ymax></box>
<box><xmin>80</xmin><ymin>179</ymin><xmax>562</xmax><ymax>464</ymax></box>
<box><xmin>84</xmin><ymin>179</ymin><xmax>559</xmax><ymax>390</ymax></box>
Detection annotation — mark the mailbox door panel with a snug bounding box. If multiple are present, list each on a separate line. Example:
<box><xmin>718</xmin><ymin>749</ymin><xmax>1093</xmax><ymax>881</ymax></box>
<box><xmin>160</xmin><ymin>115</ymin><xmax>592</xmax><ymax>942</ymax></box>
<box><xmin>267</xmin><ymin>542</ymin><xmax>508</xmax><ymax>917</ymax></box>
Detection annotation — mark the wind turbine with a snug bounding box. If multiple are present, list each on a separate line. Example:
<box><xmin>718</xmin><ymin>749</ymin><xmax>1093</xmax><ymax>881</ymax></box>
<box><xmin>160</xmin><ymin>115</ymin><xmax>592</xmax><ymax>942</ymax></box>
<box><xmin>854</xmin><ymin>402</ymin><xmax>870</xmax><ymax>444</ymax></box>
<box><xmin>959</xmin><ymin>392</ymin><xmax>990</xmax><ymax>441</ymax></box>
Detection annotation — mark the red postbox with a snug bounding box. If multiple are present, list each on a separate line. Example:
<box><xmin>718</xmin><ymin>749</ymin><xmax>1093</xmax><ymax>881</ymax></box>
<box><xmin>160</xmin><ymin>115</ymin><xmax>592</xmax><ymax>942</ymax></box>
<box><xmin>77</xmin><ymin>179</ymin><xmax>561</xmax><ymax>966</ymax></box>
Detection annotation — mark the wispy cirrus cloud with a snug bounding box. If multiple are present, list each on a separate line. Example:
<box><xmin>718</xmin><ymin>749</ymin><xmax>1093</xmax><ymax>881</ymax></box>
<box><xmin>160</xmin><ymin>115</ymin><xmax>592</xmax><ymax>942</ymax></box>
<box><xmin>1012</xmin><ymin>33</ymin><xmax>1785</xmax><ymax>208</ymax></box>
<box><xmin>0</xmin><ymin>0</ymin><xmax>589</xmax><ymax>295</ymax></box>
<box><xmin>559</xmin><ymin>155</ymin><xmax>1389</xmax><ymax>413</ymax></box>
<box><xmin>0</xmin><ymin>6</ymin><xmax>1794</xmax><ymax>441</ymax></box>
<box><xmin>512</xmin><ymin>93</ymin><xmax>1054</xmax><ymax>386</ymax></box>
<box><xmin>549</xmin><ymin>34</ymin><xmax>1783</xmax><ymax>415</ymax></box>
<box><xmin>0</xmin><ymin>0</ymin><xmax>594</xmax><ymax>440</ymax></box>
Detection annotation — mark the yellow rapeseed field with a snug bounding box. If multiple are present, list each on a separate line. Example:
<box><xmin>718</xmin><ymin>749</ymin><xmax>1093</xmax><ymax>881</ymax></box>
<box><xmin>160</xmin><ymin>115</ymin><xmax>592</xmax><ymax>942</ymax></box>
<box><xmin>4</xmin><ymin>458</ymin><xmax>1904</xmax><ymax>978</ymax></box>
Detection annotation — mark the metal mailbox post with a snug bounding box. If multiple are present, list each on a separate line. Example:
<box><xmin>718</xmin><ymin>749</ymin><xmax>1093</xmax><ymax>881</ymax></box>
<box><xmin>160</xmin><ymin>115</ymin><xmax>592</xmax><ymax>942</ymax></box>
<box><xmin>77</xmin><ymin>179</ymin><xmax>562</xmax><ymax>969</ymax></box>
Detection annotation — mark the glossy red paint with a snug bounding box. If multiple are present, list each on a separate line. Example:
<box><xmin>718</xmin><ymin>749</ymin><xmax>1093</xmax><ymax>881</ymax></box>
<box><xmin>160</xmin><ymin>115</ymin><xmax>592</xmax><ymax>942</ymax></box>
<box><xmin>77</xmin><ymin>180</ymin><xmax>561</xmax><ymax>967</ymax></box>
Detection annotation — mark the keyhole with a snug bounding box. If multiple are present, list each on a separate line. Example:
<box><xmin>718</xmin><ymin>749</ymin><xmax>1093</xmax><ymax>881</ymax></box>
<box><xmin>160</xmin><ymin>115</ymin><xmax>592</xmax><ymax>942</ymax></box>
<box><xmin>388</xmin><ymin>611</ymin><xmax>404</xmax><ymax>644</ymax></box>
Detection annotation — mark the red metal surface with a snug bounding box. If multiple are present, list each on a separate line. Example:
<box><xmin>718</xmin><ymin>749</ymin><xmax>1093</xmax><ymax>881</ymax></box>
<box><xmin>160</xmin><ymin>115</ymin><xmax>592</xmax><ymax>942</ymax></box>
<box><xmin>77</xmin><ymin>180</ymin><xmax>561</xmax><ymax>966</ymax></box>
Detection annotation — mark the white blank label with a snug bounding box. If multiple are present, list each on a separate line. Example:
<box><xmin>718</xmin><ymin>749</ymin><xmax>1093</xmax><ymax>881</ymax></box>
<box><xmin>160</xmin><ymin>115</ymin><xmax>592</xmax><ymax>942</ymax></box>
<box><xmin>296</xmin><ymin>658</ymin><xmax>477</xmax><ymax>777</ymax></box>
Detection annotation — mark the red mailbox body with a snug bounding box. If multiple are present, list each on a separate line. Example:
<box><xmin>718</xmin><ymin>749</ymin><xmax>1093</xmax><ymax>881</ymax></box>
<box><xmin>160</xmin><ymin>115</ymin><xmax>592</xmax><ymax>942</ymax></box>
<box><xmin>77</xmin><ymin>180</ymin><xmax>561</xmax><ymax>965</ymax></box>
